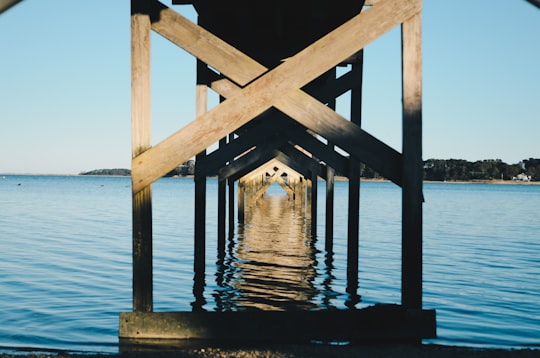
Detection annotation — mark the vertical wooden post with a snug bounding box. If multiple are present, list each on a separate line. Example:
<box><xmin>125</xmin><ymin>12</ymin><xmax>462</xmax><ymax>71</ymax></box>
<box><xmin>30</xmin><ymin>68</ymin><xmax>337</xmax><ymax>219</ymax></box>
<box><xmin>310</xmin><ymin>171</ymin><xmax>318</xmax><ymax>237</ymax></box>
<box><xmin>401</xmin><ymin>11</ymin><xmax>423</xmax><ymax>309</ymax></box>
<box><xmin>301</xmin><ymin>177</ymin><xmax>307</xmax><ymax>223</ymax></box>
<box><xmin>305</xmin><ymin>178</ymin><xmax>313</xmax><ymax>224</ymax></box>
<box><xmin>194</xmin><ymin>61</ymin><xmax>208</xmax><ymax>276</ymax></box>
<box><xmin>325</xmin><ymin>68</ymin><xmax>336</xmax><ymax>251</ymax></box>
<box><xmin>217</xmin><ymin>173</ymin><xmax>226</xmax><ymax>254</ymax></box>
<box><xmin>325</xmin><ymin>166</ymin><xmax>335</xmax><ymax>251</ymax></box>
<box><xmin>238</xmin><ymin>179</ymin><xmax>245</xmax><ymax>224</ymax></box>
<box><xmin>131</xmin><ymin>5</ymin><xmax>152</xmax><ymax>312</ymax></box>
<box><xmin>347</xmin><ymin>57</ymin><xmax>363</xmax><ymax>297</ymax></box>
<box><xmin>228</xmin><ymin>176</ymin><xmax>235</xmax><ymax>238</ymax></box>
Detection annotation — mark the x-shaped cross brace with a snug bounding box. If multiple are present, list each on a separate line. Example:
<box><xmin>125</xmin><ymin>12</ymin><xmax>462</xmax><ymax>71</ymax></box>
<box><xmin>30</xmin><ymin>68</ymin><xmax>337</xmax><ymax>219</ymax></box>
<box><xmin>131</xmin><ymin>0</ymin><xmax>422</xmax><ymax>193</ymax></box>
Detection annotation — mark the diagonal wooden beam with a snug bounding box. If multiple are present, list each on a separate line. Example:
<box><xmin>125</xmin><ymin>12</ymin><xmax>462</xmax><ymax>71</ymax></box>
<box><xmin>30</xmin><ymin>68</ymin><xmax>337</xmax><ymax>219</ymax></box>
<box><xmin>218</xmin><ymin>136</ymin><xmax>290</xmax><ymax>181</ymax></box>
<box><xmin>132</xmin><ymin>0</ymin><xmax>421</xmax><ymax>193</ymax></box>
<box><xmin>211</xmin><ymin>77</ymin><xmax>401</xmax><ymax>185</ymax></box>
<box><xmin>202</xmin><ymin>115</ymin><xmax>349</xmax><ymax>178</ymax></box>
<box><xmin>525</xmin><ymin>0</ymin><xmax>540</xmax><ymax>9</ymax></box>
<box><xmin>0</xmin><ymin>0</ymin><xmax>23</xmax><ymax>14</ymax></box>
<box><xmin>139</xmin><ymin>0</ymin><xmax>267</xmax><ymax>87</ymax></box>
<box><xmin>227</xmin><ymin>144</ymin><xmax>319</xmax><ymax>183</ymax></box>
<box><xmin>201</xmin><ymin>113</ymin><xmax>293</xmax><ymax>178</ymax></box>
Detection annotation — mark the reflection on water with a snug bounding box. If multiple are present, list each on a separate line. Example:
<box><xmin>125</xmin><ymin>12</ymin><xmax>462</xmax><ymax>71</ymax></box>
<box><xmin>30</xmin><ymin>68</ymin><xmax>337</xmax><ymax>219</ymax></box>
<box><xmin>2</xmin><ymin>177</ymin><xmax>539</xmax><ymax>350</ymax></box>
<box><xmin>213</xmin><ymin>192</ymin><xmax>320</xmax><ymax>311</ymax></box>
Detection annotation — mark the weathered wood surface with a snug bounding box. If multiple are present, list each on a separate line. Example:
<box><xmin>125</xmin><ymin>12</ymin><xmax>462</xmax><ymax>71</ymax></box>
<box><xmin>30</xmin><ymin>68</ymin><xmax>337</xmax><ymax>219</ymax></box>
<box><xmin>347</xmin><ymin>59</ymin><xmax>363</xmax><ymax>294</ymax></box>
<box><xmin>193</xmin><ymin>73</ymin><xmax>208</xmax><ymax>275</ymax></box>
<box><xmin>120</xmin><ymin>305</ymin><xmax>435</xmax><ymax>341</ymax></box>
<box><xmin>131</xmin><ymin>11</ymin><xmax>153</xmax><ymax>313</ymax></box>
<box><xmin>401</xmin><ymin>12</ymin><xmax>423</xmax><ymax>309</ymax></box>
<box><xmin>131</xmin><ymin>0</ymin><xmax>422</xmax><ymax>193</ymax></box>
<box><xmin>0</xmin><ymin>0</ymin><xmax>23</xmax><ymax>14</ymax></box>
<box><xmin>201</xmin><ymin>115</ymin><xmax>350</xmax><ymax>179</ymax></box>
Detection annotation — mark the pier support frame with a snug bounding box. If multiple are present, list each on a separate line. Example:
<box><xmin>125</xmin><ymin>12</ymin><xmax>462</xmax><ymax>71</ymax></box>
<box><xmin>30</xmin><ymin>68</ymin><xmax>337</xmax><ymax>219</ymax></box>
<box><xmin>125</xmin><ymin>0</ymin><xmax>434</xmax><ymax>345</ymax></box>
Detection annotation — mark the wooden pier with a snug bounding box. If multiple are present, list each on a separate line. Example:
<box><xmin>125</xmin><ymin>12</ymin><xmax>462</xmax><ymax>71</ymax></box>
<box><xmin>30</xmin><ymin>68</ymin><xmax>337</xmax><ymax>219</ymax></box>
<box><xmin>121</xmin><ymin>0</ymin><xmax>435</xmax><ymax>345</ymax></box>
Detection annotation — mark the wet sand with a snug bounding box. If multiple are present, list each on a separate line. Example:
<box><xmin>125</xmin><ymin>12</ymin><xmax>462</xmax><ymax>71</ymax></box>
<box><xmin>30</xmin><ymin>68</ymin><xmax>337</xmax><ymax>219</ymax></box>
<box><xmin>2</xmin><ymin>344</ymin><xmax>538</xmax><ymax>358</ymax></box>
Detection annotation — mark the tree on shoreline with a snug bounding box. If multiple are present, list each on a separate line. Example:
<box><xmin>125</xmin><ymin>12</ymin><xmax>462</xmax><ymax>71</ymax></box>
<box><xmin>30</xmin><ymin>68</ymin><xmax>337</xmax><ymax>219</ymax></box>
<box><xmin>80</xmin><ymin>158</ymin><xmax>539</xmax><ymax>181</ymax></box>
<box><xmin>423</xmin><ymin>158</ymin><xmax>539</xmax><ymax>181</ymax></box>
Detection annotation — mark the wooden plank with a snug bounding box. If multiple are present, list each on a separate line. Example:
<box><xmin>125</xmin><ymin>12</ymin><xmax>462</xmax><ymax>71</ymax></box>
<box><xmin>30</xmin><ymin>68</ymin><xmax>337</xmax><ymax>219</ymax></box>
<box><xmin>217</xmin><ymin>136</ymin><xmax>227</xmax><ymax>251</ymax></box>
<box><xmin>132</xmin><ymin>188</ymin><xmax>152</xmax><ymax>313</ymax></box>
<box><xmin>193</xmin><ymin>74</ymin><xmax>208</xmax><ymax>275</ymax></box>
<box><xmin>131</xmin><ymin>9</ymin><xmax>153</xmax><ymax>313</ymax></box>
<box><xmin>347</xmin><ymin>59</ymin><xmax>363</xmax><ymax>300</ymax></box>
<box><xmin>243</xmin><ymin>161</ymin><xmax>303</xmax><ymax>190</ymax></box>
<box><xmin>401</xmin><ymin>11</ymin><xmax>423</xmax><ymax>309</ymax></box>
<box><xmin>228</xmin><ymin>178</ymin><xmax>235</xmax><ymax>238</ymax></box>
<box><xmin>217</xmin><ymin>175</ymin><xmax>226</xmax><ymax>253</ymax></box>
<box><xmin>131</xmin><ymin>0</ymin><xmax>421</xmax><ymax>193</ymax></box>
<box><xmin>310</xmin><ymin>170</ymin><xmax>318</xmax><ymax>237</ymax></box>
<box><xmin>277</xmin><ymin>145</ymin><xmax>321</xmax><ymax>179</ymax></box>
<box><xmin>210</xmin><ymin>74</ymin><xmax>401</xmax><ymax>185</ymax></box>
<box><xmin>204</xmin><ymin>118</ymin><xmax>349</xmax><ymax>179</ymax></box>
<box><xmin>325</xmin><ymin>165</ymin><xmax>335</xmax><ymax>250</ymax></box>
<box><xmin>227</xmin><ymin>148</ymin><xmax>313</xmax><ymax>184</ymax></box>
<box><xmin>119</xmin><ymin>306</ymin><xmax>436</xmax><ymax>341</ymax></box>
<box><xmin>218</xmin><ymin>137</ymin><xmax>289</xmax><ymax>181</ymax></box>
<box><xmin>200</xmin><ymin>115</ymin><xmax>290</xmax><ymax>178</ymax></box>
<box><xmin>147</xmin><ymin>0</ymin><xmax>266</xmax><ymax>87</ymax></box>
<box><xmin>293</xmin><ymin>131</ymin><xmax>349</xmax><ymax>176</ymax></box>
<box><xmin>237</xmin><ymin>181</ymin><xmax>245</xmax><ymax>224</ymax></box>
<box><xmin>194</xmin><ymin>156</ymin><xmax>206</xmax><ymax>275</ymax></box>
<box><xmin>0</xmin><ymin>0</ymin><xmax>23</xmax><ymax>14</ymax></box>
<box><xmin>275</xmin><ymin>90</ymin><xmax>402</xmax><ymax>185</ymax></box>
<box><xmin>303</xmin><ymin>69</ymin><xmax>357</xmax><ymax>105</ymax></box>
<box><xmin>131</xmin><ymin>13</ymin><xmax>152</xmax><ymax>157</ymax></box>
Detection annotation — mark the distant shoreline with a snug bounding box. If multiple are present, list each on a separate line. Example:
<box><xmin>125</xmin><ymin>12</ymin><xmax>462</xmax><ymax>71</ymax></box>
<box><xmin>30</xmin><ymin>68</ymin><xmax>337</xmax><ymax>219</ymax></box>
<box><xmin>2</xmin><ymin>173</ymin><xmax>538</xmax><ymax>185</ymax></box>
<box><xmin>335</xmin><ymin>176</ymin><xmax>540</xmax><ymax>185</ymax></box>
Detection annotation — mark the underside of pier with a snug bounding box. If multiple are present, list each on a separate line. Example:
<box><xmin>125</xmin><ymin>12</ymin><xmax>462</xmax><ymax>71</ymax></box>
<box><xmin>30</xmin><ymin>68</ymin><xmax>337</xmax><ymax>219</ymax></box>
<box><xmin>122</xmin><ymin>0</ymin><xmax>435</xmax><ymax>345</ymax></box>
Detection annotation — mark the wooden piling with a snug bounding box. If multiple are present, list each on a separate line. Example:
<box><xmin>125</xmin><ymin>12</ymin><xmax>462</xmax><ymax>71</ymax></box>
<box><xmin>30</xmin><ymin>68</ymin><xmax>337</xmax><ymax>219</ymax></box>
<box><xmin>238</xmin><ymin>180</ymin><xmax>245</xmax><ymax>224</ymax></box>
<box><xmin>325</xmin><ymin>69</ymin><xmax>337</xmax><ymax>250</ymax></box>
<box><xmin>218</xmin><ymin>177</ymin><xmax>227</xmax><ymax>253</ymax></box>
<box><xmin>401</xmin><ymin>11</ymin><xmax>423</xmax><ymax>309</ymax></box>
<box><xmin>347</xmin><ymin>58</ymin><xmax>363</xmax><ymax>296</ymax></box>
<box><xmin>310</xmin><ymin>171</ymin><xmax>318</xmax><ymax>237</ymax></box>
<box><xmin>325</xmin><ymin>165</ymin><xmax>335</xmax><ymax>251</ymax></box>
<box><xmin>228</xmin><ymin>176</ymin><xmax>235</xmax><ymax>238</ymax></box>
<box><xmin>131</xmin><ymin>6</ymin><xmax>152</xmax><ymax>313</ymax></box>
<box><xmin>194</xmin><ymin>61</ymin><xmax>208</xmax><ymax>275</ymax></box>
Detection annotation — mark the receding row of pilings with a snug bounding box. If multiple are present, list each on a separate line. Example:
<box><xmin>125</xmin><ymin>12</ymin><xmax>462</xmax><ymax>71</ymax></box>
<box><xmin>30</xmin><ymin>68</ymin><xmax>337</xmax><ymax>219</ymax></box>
<box><xmin>122</xmin><ymin>0</ymin><xmax>435</xmax><ymax>345</ymax></box>
<box><xmin>237</xmin><ymin>161</ymin><xmax>308</xmax><ymax>224</ymax></box>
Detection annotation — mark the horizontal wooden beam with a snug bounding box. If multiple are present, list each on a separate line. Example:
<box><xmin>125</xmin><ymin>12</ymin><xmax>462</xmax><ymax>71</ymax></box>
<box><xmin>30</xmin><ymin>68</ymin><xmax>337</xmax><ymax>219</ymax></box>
<box><xmin>119</xmin><ymin>305</ymin><xmax>436</xmax><ymax>342</ymax></box>
<box><xmin>131</xmin><ymin>0</ymin><xmax>421</xmax><ymax>193</ymax></box>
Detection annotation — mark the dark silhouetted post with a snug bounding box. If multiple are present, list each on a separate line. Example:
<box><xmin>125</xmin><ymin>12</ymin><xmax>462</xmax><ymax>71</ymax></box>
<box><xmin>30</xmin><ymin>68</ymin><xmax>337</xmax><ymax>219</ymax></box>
<box><xmin>401</xmin><ymin>12</ymin><xmax>423</xmax><ymax>309</ymax></box>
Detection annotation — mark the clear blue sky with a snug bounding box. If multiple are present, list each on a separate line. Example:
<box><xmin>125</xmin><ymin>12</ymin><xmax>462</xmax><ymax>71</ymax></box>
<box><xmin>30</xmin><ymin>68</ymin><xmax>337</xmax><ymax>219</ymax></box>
<box><xmin>1</xmin><ymin>1</ymin><xmax>539</xmax><ymax>174</ymax></box>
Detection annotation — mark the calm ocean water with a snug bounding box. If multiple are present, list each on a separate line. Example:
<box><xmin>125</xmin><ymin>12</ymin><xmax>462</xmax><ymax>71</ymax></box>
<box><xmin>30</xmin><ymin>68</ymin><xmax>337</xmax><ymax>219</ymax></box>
<box><xmin>0</xmin><ymin>175</ymin><xmax>538</xmax><ymax>353</ymax></box>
